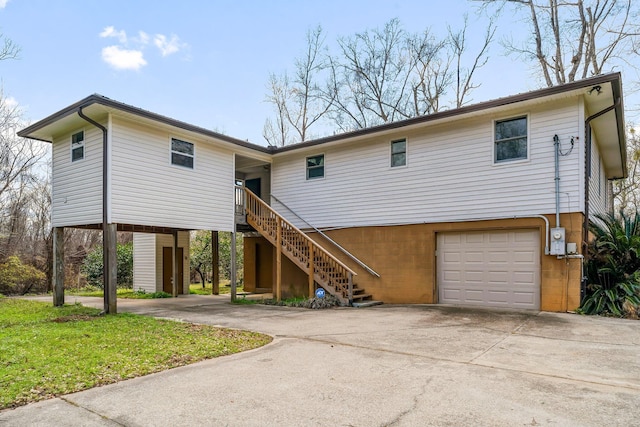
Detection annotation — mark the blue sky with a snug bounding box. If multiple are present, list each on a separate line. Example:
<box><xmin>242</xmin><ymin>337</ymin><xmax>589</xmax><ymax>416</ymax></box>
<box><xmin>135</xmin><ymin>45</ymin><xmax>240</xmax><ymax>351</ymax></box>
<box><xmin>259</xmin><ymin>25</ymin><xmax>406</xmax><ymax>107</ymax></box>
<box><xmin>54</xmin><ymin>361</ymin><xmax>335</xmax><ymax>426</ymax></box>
<box><xmin>0</xmin><ymin>0</ymin><xmax>625</xmax><ymax>145</ymax></box>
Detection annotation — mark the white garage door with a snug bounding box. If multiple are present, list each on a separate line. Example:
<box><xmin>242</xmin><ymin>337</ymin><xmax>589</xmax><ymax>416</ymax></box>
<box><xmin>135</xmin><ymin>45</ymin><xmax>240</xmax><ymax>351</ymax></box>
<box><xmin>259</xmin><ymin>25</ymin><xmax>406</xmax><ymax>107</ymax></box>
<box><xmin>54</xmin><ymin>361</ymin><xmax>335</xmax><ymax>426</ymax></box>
<box><xmin>437</xmin><ymin>229</ymin><xmax>540</xmax><ymax>310</ymax></box>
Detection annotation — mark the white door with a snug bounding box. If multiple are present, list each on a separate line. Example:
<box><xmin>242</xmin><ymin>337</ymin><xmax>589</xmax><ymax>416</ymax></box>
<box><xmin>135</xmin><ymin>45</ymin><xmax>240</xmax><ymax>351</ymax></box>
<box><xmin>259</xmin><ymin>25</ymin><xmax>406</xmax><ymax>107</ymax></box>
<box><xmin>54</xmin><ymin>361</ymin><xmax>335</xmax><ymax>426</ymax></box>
<box><xmin>437</xmin><ymin>229</ymin><xmax>540</xmax><ymax>309</ymax></box>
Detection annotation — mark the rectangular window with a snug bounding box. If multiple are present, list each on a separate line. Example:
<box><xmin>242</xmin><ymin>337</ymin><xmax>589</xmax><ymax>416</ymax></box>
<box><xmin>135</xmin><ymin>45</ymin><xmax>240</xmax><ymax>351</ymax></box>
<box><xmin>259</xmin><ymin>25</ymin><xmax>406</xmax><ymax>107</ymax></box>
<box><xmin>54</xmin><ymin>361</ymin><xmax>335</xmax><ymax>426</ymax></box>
<box><xmin>494</xmin><ymin>116</ymin><xmax>527</xmax><ymax>163</ymax></box>
<box><xmin>71</xmin><ymin>131</ymin><xmax>84</xmax><ymax>162</ymax></box>
<box><xmin>306</xmin><ymin>154</ymin><xmax>324</xmax><ymax>179</ymax></box>
<box><xmin>391</xmin><ymin>139</ymin><xmax>406</xmax><ymax>167</ymax></box>
<box><xmin>171</xmin><ymin>138</ymin><xmax>194</xmax><ymax>169</ymax></box>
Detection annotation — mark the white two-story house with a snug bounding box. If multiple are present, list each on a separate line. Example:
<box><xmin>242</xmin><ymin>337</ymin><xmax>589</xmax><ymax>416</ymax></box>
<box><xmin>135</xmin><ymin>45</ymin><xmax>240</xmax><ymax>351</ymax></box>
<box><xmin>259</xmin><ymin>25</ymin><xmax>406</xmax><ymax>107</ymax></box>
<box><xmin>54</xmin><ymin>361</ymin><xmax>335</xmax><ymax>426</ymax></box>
<box><xmin>19</xmin><ymin>73</ymin><xmax>626</xmax><ymax>313</ymax></box>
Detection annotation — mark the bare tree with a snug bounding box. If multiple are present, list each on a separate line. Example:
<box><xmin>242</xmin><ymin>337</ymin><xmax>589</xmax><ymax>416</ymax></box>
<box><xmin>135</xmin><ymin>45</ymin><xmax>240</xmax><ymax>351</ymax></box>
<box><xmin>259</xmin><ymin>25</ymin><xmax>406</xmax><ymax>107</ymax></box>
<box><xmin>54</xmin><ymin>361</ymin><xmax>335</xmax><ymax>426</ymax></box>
<box><xmin>264</xmin><ymin>19</ymin><xmax>494</xmax><ymax>137</ymax></box>
<box><xmin>478</xmin><ymin>0</ymin><xmax>637</xmax><ymax>86</ymax></box>
<box><xmin>613</xmin><ymin>127</ymin><xmax>640</xmax><ymax>213</ymax></box>
<box><xmin>0</xmin><ymin>33</ymin><xmax>20</xmax><ymax>62</ymax></box>
<box><xmin>329</xmin><ymin>19</ymin><xmax>418</xmax><ymax>129</ymax></box>
<box><xmin>448</xmin><ymin>15</ymin><xmax>496</xmax><ymax>107</ymax></box>
<box><xmin>263</xmin><ymin>26</ymin><xmax>333</xmax><ymax>146</ymax></box>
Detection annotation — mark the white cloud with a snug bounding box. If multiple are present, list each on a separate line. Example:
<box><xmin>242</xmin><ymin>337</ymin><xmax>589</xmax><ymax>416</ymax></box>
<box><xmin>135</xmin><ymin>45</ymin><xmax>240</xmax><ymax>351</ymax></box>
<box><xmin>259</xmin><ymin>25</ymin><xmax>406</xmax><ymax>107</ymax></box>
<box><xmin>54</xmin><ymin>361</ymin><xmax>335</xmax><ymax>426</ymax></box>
<box><xmin>99</xmin><ymin>26</ymin><xmax>127</xmax><ymax>44</ymax></box>
<box><xmin>99</xmin><ymin>26</ymin><xmax>188</xmax><ymax>70</ymax></box>
<box><xmin>0</xmin><ymin>1</ymin><xmax>9</xmax><ymax>9</ymax></box>
<box><xmin>101</xmin><ymin>45</ymin><xmax>146</xmax><ymax>71</ymax></box>
<box><xmin>154</xmin><ymin>34</ymin><xmax>182</xmax><ymax>57</ymax></box>
<box><xmin>136</xmin><ymin>31</ymin><xmax>150</xmax><ymax>45</ymax></box>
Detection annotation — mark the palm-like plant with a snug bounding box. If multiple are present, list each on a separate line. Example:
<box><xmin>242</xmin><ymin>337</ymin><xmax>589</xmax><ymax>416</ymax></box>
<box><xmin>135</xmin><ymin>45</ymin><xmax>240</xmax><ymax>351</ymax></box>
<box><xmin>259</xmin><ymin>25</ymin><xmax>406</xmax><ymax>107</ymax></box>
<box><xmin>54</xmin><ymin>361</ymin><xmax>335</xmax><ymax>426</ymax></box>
<box><xmin>581</xmin><ymin>212</ymin><xmax>640</xmax><ymax>316</ymax></box>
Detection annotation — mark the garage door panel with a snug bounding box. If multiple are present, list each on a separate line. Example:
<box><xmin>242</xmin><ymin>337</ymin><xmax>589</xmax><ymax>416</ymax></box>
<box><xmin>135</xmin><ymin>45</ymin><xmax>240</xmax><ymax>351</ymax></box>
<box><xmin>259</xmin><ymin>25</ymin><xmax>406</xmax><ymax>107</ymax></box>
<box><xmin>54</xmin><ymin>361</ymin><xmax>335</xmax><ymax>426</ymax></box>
<box><xmin>443</xmin><ymin>270</ymin><xmax>461</xmax><ymax>282</ymax></box>
<box><xmin>488</xmin><ymin>233</ymin><xmax>508</xmax><ymax>243</ymax></box>
<box><xmin>465</xmin><ymin>290</ymin><xmax>485</xmax><ymax>302</ymax></box>
<box><xmin>513</xmin><ymin>250</ymin><xmax>536</xmax><ymax>263</ymax></box>
<box><xmin>443</xmin><ymin>288</ymin><xmax>462</xmax><ymax>300</ymax></box>
<box><xmin>465</xmin><ymin>251</ymin><xmax>484</xmax><ymax>263</ymax></box>
<box><xmin>487</xmin><ymin>271</ymin><xmax>509</xmax><ymax>283</ymax></box>
<box><xmin>437</xmin><ymin>229</ymin><xmax>540</xmax><ymax>310</ymax></box>
<box><xmin>443</xmin><ymin>234</ymin><xmax>462</xmax><ymax>244</ymax></box>
<box><xmin>465</xmin><ymin>234</ymin><xmax>485</xmax><ymax>244</ymax></box>
<box><xmin>487</xmin><ymin>290</ymin><xmax>509</xmax><ymax>304</ymax></box>
<box><xmin>513</xmin><ymin>292</ymin><xmax>535</xmax><ymax>304</ymax></box>
<box><xmin>487</xmin><ymin>251</ymin><xmax>509</xmax><ymax>262</ymax></box>
<box><xmin>512</xmin><ymin>271</ymin><xmax>535</xmax><ymax>284</ymax></box>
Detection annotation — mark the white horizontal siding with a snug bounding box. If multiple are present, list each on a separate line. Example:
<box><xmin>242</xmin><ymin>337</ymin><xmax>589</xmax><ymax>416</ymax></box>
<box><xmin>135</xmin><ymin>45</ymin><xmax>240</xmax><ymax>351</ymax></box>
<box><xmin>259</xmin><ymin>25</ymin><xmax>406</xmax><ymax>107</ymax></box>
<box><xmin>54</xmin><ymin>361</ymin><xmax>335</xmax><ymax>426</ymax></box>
<box><xmin>588</xmin><ymin>133</ymin><xmax>609</xmax><ymax>221</ymax></box>
<box><xmin>272</xmin><ymin>98</ymin><xmax>584</xmax><ymax>229</ymax></box>
<box><xmin>133</xmin><ymin>233</ymin><xmax>156</xmax><ymax>293</ymax></box>
<box><xmin>51</xmin><ymin>126</ymin><xmax>103</xmax><ymax>227</ymax></box>
<box><xmin>109</xmin><ymin>116</ymin><xmax>234</xmax><ymax>231</ymax></box>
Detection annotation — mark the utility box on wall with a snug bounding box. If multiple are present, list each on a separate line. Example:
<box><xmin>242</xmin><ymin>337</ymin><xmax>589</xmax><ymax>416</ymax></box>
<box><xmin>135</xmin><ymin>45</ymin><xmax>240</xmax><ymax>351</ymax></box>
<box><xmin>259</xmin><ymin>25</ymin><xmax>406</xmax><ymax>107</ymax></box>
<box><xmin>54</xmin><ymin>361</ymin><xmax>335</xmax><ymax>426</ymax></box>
<box><xmin>550</xmin><ymin>227</ymin><xmax>566</xmax><ymax>256</ymax></box>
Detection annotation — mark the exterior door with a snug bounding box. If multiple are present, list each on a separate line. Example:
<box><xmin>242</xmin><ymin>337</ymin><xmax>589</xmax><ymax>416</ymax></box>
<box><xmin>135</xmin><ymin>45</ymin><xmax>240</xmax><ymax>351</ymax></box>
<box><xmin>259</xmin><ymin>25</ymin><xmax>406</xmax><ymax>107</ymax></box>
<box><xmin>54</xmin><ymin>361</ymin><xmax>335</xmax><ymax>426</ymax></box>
<box><xmin>245</xmin><ymin>178</ymin><xmax>261</xmax><ymax>198</ymax></box>
<box><xmin>437</xmin><ymin>229</ymin><xmax>540</xmax><ymax>309</ymax></box>
<box><xmin>162</xmin><ymin>247</ymin><xmax>184</xmax><ymax>294</ymax></box>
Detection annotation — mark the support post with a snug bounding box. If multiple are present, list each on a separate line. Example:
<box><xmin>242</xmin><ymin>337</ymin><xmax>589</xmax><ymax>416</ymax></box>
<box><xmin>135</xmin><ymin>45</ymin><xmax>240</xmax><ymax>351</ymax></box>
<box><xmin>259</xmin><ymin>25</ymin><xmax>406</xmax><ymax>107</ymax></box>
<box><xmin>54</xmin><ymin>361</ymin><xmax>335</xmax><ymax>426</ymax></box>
<box><xmin>172</xmin><ymin>230</ymin><xmax>179</xmax><ymax>297</ymax></box>
<box><xmin>52</xmin><ymin>227</ymin><xmax>65</xmax><ymax>307</ymax></box>
<box><xmin>348</xmin><ymin>272</ymin><xmax>353</xmax><ymax>307</ymax></box>
<box><xmin>212</xmin><ymin>230</ymin><xmax>219</xmax><ymax>295</ymax></box>
<box><xmin>104</xmin><ymin>223</ymin><xmax>117</xmax><ymax>314</ymax></box>
<box><xmin>230</xmin><ymin>231</ymin><xmax>237</xmax><ymax>301</ymax></box>
<box><xmin>276</xmin><ymin>219</ymin><xmax>282</xmax><ymax>302</ymax></box>
<box><xmin>308</xmin><ymin>243</ymin><xmax>314</xmax><ymax>298</ymax></box>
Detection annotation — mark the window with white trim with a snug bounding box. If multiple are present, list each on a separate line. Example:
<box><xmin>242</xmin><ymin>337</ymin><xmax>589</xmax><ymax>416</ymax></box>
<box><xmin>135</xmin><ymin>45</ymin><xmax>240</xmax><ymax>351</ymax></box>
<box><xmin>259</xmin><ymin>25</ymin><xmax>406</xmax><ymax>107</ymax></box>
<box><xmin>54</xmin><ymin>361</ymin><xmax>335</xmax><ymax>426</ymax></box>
<box><xmin>171</xmin><ymin>138</ymin><xmax>194</xmax><ymax>169</ymax></box>
<box><xmin>494</xmin><ymin>116</ymin><xmax>527</xmax><ymax>163</ymax></box>
<box><xmin>306</xmin><ymin>154</ymin><xmax>324</xmax><ymax>179</ymax></box>
<box><xmin>391</xmin><ymin>139</ymin><xmax>406</xmax><ymax>167</ymax></box>
<box><xmin>71</xmin><ymin>131</ymin><xmax>84</xmax><ymax>162</ymax></box>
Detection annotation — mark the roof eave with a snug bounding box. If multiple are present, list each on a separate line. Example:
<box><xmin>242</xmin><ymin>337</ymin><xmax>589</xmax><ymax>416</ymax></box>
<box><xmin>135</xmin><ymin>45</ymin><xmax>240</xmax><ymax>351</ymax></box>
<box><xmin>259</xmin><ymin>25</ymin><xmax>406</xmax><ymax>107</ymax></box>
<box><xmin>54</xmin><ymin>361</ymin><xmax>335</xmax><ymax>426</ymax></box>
<box><xmin>273</xmin><ymin>72</ymin><xmax>625</xmax><ymax>154</ymax></box>
<box><xmin>18</xmin><ymin>94</ymin><xmax>273</xmax><ymax>154</ymax></box>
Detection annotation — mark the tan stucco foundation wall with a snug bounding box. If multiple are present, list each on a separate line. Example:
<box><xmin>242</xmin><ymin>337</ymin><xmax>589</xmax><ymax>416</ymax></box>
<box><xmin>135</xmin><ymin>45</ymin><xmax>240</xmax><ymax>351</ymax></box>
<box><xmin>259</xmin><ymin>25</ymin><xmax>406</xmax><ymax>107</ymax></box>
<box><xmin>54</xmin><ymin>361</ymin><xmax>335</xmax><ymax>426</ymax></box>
<box><xmin>243</xmin><ymin>213</ymin><xmax>585</xmax><ymax>312</ymax></box>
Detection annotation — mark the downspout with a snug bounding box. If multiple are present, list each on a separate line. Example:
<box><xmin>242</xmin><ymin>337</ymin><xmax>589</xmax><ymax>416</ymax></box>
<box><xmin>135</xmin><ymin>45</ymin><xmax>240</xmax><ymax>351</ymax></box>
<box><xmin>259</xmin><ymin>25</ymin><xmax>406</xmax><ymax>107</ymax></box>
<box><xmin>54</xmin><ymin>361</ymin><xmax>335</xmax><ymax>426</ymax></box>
<box><xmin>582</xmin><ymin>97</ymin><xmax>620</xmax><ymax>301</ymax></box>
<box><xmin>77</xmin><ymin>107</ymin><xmax>111</xmax><ymax>313</ymax></box>
<box><xmin>554</xmin><ymin>134</ymin><xmax>561</xmax><ymax>228</ymax></box>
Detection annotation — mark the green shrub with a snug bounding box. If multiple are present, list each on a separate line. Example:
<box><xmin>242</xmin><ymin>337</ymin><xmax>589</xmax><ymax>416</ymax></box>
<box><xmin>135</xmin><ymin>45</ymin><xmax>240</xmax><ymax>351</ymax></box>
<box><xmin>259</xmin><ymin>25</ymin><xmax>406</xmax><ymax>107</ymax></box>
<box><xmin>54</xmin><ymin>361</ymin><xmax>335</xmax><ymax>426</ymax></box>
<box><xmin>581</xmin><ymin>212</ymin><xmax>640</xmax><ymax>316</ymax></box>
<box><xmin>0</xmin><ymin>256</ymin><xmax>46</xmax><ymax>295</ymax></box>
<box><xmin>81</xmin><ymin>243</ymin><xmax>133</xmax><ymax>289</ymax></box>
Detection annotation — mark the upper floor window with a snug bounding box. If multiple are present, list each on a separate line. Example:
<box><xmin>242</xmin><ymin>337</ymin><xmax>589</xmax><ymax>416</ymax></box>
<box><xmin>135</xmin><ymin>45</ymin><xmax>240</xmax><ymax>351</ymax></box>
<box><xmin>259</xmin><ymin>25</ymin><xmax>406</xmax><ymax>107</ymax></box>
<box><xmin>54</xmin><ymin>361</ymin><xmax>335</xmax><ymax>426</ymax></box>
<box><xmin>71</xmin><ymin>131</ymin><xmax>84</xmax><ymax>162</ymax></box>
<box><xmin>391</xmin><ymin>139</ymin><xmax>406</xmax><ymax>167</ymax></box>
<box><xmin>494</xmin><ymin>116</ymin><xmax>527</xmax><ymax>163</ymax></box>
<box><xmin>306</xmin><ymin>154</ymin><xmax>324</xmax><ymax>179</ymax></box>
<box><xmin>171</xmin><ymin>138</ymin><xmax>194</xmax><ymax>169</ymax></box>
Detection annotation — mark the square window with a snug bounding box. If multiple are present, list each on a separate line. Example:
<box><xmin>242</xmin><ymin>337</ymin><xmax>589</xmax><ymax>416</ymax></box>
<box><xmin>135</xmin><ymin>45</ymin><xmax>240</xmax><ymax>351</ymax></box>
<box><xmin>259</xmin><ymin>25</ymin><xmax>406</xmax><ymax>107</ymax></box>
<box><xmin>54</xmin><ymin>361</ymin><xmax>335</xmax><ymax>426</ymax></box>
<box><xmin>71</xmin><ymin>131</ymin><xmax>84</xmax><ymax>162</ymax></box>
<box><xmin>171</xmin><ymin>138</ymin><xmax>194</xmax><ymax>169</ymax></box>
<box><xmin>306</xmin><ymin>154</ymin><xmax>324</xmax><ymax>179</ymax></box>
<box><xmin>391</xmin><ymin>139</ymin><xmax>406</xmax><ymax>167</ymax></box>
<box><xmin>494</xmin><ymin>117</ymin><xmax>527</xmax><ymax>163</ymax></box>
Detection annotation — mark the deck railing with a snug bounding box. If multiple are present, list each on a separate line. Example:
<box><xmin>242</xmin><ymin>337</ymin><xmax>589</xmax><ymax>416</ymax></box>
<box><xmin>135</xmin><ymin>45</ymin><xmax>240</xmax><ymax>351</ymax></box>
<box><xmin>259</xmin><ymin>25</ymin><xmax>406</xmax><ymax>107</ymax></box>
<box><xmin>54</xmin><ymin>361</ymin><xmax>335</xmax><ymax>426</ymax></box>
<box><xmin>242</xmin><ymin>187</ymin><xmax>357</xmax><ymax>304</ymax></box>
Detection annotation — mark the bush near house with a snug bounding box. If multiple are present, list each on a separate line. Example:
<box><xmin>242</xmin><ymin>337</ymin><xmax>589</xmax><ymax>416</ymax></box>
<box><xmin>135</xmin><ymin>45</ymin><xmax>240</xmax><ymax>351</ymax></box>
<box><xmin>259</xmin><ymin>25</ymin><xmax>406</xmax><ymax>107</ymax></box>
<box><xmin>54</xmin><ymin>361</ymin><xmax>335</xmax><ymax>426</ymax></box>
<box><xmin>0</xmin><ymin>256</ymin><xmax>46</xmax><ymax>295</ymax></box>
<box><xmin>81</xmin><ymin>242</ymin><xmax>133</xmax><ymax>289</ymax></box>
<box><xmin>581</xmin><ymin>212</ymin><xmax>640</xmax><ymax>317</ymax></box>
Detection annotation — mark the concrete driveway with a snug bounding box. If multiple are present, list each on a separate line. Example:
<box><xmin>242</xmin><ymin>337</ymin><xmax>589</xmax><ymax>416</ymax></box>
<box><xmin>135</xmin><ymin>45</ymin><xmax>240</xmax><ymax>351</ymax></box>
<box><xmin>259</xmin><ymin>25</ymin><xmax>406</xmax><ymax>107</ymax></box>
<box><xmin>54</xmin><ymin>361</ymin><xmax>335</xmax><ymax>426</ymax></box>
<box><xmin>2</xmin><ymin>295</ymin><xmax>639</xmax><ymax>426</ymax></box>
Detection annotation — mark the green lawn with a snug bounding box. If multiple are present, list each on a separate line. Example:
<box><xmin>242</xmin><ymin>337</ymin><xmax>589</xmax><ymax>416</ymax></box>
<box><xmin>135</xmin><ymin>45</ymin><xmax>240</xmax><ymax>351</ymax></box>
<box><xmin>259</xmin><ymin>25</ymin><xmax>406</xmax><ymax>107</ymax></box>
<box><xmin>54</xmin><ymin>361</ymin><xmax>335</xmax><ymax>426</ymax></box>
<box><xmin>65</xmin><ymin>288</ymin><xmax>172</xmax><ymax>298</ymax></box>
<box><xmin>189</xmin><ymin>281</ymin><xmax>244</xmax><ymax>295</ymax></box>
<box><xmin>66</xmin><ymin>283</ymin><xmax>244</xmax><ymax>297</ymax></box>
<box><xmin>0</xmin><ymin>299</ymin><xmax>272</xmax><ymax>409</ymax></box>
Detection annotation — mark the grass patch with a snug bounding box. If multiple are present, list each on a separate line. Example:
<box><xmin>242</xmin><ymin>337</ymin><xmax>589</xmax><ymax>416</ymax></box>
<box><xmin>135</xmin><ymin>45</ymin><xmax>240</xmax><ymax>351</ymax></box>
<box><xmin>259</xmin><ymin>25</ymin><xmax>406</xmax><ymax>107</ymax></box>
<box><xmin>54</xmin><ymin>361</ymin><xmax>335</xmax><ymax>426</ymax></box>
<box><xmin>0</xmin><ymin>299</ymin><xmax>272</xmax><ymax>409</ymax></box>
<box><xmin>233</xmin><ymin>295</ymin><xmax>342</xmax><ymax>309</ymax></box>
<box><xmin>189</xmin><ymin>282</ymin><xmax>244</xmax><ymax>295</ymax></box>
<box><xmin>66</xmin><ymin>288</ymin><xmax>172</xmax><ymax>299</ymax></box>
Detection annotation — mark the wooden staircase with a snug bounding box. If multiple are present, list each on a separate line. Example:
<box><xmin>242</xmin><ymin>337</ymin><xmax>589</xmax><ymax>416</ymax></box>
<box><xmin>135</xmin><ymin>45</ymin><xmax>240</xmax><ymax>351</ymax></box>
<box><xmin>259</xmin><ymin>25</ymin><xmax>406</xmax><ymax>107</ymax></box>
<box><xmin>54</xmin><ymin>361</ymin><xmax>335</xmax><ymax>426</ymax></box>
<box><xmin>242</xmin><ymin>188</ymin><xmax>372</xmax><ymax>306</ymax></box>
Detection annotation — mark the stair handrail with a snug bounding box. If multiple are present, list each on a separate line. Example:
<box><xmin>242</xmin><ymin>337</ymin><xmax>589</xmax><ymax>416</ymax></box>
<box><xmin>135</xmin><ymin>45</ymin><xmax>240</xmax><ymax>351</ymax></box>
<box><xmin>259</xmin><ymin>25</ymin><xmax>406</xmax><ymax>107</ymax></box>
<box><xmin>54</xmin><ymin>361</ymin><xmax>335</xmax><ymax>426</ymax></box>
<box><xmin>244</xmin><ymin>188</ymin><xmax>357</xmax><ymax>278</ymax></box>
<box><xmin>270</xmin><ymin>194</ymin><xmax>380</xmax><ymax>278</ymax></box>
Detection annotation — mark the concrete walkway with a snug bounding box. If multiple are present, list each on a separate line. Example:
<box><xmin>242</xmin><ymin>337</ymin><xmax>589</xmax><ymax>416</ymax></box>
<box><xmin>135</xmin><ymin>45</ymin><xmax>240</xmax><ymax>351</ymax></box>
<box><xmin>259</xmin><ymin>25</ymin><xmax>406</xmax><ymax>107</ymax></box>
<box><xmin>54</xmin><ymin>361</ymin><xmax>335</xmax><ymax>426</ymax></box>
<box><xmin>2</xmin><ymin>295</ymin><xmax>639</xmax><ymax>426</ymax></box>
